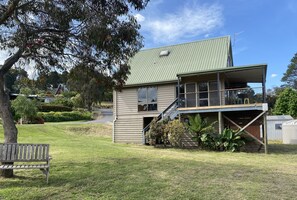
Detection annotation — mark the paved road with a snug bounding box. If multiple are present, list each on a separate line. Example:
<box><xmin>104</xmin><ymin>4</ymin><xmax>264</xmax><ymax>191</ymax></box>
<box><xmin>85</xmin><ymin>108</ymin><xmax>113</xmax><ymax>124</ymax></box>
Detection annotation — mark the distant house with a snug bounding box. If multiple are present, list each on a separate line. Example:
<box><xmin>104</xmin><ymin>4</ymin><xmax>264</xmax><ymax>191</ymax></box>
<box><xmin>267</xmin><ymin>115</ymin><xmax>293</xmax><ymax>140</ymax></box>
<box><xmin>113</xmin><ymin>36</ymin><xmax>269</xmax><ymax>152</ymax></box>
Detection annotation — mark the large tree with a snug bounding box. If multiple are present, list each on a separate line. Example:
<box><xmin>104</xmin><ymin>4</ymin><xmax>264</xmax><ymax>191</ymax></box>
<box><xmin>0</xmin><ymin>0</ymin><xmax>149</xmax><ymax>178</ymax></box>
<box><xmin>68</xmin><ymin>64</ymin><xmax>110</xmax><ymax>111</ymax></box>
<box><xmin>273</xmin><ymin>88</ymin><xmax>297</xmax><ymax>118</ymax></box>
<box><xmin>5</xmin><ymin>68</ymin><xmax>28</xmax><ymax>93</ymax></box>
<box><xmin>282</xmin><ymin>53</ymin><xmax>297</xmax><ymax>89</ymax></box>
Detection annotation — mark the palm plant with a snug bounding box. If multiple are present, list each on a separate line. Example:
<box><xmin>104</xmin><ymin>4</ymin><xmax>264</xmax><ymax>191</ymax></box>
<box><xmin>186</xmin><ymin>114</ymin><xmax>217</xmax><ymax>147</ymax></box>
<box><xmin>219</xmin><ymin>128</ymin><xmax>245</xmax><ymax>152</ymax></box>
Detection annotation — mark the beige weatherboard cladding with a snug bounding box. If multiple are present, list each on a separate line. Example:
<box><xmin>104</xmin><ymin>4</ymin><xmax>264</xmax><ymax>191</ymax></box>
<box><xmin>114</xmin><ymin>84</ymin><xmax>175</xmax><ymax>143</ymax></box>
<box><xmin>113</xmin><ymin>36</ymin><xmax>232</xmax><ymax>143</ymax></box>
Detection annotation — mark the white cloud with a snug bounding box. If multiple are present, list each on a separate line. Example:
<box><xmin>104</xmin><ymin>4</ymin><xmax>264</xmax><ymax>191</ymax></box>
<box><xmin>141</xmin><ymin>3</ymin><xmax>224</xmax><ymax>45</ymax></box>
<box><xmin>271</xmin><ymin>74</ymin><xmax>278</xmax><ymax>78</ymax></box>
<box><xmin>134</xmin><ymin>13</ymin><xmax>145</xmax><ymax>22</ymax></box>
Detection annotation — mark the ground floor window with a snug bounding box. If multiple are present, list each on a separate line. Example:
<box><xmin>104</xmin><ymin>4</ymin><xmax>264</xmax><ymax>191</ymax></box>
<box><xmin>138</xmin><ymin>87</ymin><xmax>157</xmax><ymax>111</ymax></box>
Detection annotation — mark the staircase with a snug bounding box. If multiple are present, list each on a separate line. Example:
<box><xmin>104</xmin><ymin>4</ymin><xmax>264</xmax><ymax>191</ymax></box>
<box><xmin>142</xmin><ymin>98</ymin><xmax>179</xmax><ymax>144</ymax></box>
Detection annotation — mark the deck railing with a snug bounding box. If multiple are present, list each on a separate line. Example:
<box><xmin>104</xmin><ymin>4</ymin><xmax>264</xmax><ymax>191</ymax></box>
<box><xmin>179</xmin><ymin>87</ymin><xmax>264</xmax><ymax>108</ymax></box>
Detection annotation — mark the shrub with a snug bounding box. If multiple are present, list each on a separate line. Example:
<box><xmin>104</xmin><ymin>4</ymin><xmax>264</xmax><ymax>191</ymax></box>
<box><xmin>38</xmin><ymin>111</ymin><xmax>92</xmax><ymax>122</ymax></box>
<box><xmin>71</xmin><ymin>94</ymin><xmax>84</xmax><ymax>108</ymax></box>
<box><xmin>218</xmin><ymin>128</ymin><xmax>245</xmax><ymax>152</ymax></box>
<box><xmin>200</xmin><ymin>132</ymin><xmax>220</xmax><ymax>150</ymax></box>
<box><xmin>186</xmin><ymin>114</ymin><xmax>216</xmax><ymax>147</ymax></box>
<box><xmin>199</xmin><ymin>128</ymin><xmax>246</xmax><ymax>152</ymax></box>
<box><xmin>165</xmin><ymin>120</ymin><xmax>185</xmax><ymax>147</ymax></box>
<box><xmin>146</xmin><ymin>118</ymin><xmax>169</xmax><ymax>146</ymax></box>
<box><xmin>50</xmin><ymin>97</ymin><xmax>74</xmax><ymax>108</ymax></box>
<box><xmin>39</xmin><ymin>104</ymin><xmax>72</xmax><ymax>112</ymax></box>
<box><xmin>12</xmin><ymin>95</ymin><xmax>38</xmax><ymax>123</ymax></box>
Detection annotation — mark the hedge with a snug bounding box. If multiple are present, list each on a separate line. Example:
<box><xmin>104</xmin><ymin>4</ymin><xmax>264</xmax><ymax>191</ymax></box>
<box><xmin>39</xmin><ymin>104</ymin><xmax>72</xmax><ymax>112</ymax></box>
<box><xmin>37</xmin><ymin>111</ymin><xmax>92</xmax><ymax>122</ymax></box>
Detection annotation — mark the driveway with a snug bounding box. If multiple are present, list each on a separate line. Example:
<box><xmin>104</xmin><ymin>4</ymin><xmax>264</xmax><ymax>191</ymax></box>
<box><xmin>84</xmin><ymin>108</ymin><xmax>113</xmax><ymax>124</ymax></box>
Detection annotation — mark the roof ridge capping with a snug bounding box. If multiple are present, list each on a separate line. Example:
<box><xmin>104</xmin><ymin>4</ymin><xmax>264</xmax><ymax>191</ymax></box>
<box><xmin>140</xmin><ymin>35</ymin><xmax>231</xmax><ymax>52</ymax></box>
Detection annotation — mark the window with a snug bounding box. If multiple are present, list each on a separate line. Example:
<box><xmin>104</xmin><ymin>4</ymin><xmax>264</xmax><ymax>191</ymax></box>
<box><xmin>138</xmin><ymin>87</ymin><xmax>157</xmax><ymax>111</ymax></box>
<box><xmin>186</xmin><ymin>83</ymin><xmax>196</xmax><ymax>107</ymax></box>
<box><xmin>198</xmin><ymin>82</ymin><xmax>208</xmax><ymax>106</ymax></box>
<box><xmin>275</xmin><ymin>124</ymin><xmax>282</xmax><ymax>130</ymax></box>
<box><xmin>176</xmin><ymin>81</ymin><xmax>218</xmax><ymax>107</ymax></box>
<box><xmin>176</xmin><ymin>84</ymin><xmax>185</xmax><ymax>107</ymax></box>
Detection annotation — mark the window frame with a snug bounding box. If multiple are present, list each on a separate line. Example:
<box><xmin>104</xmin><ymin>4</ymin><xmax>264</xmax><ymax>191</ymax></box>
<box><xmin>137</xmin><ymin>87</ymin><xmax>158</xmax><ymax>112</ymax></box>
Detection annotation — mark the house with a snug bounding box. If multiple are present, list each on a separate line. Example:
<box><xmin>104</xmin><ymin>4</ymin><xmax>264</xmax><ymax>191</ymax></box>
<box><xmin>267</xmin><ymin>115</ymin><xmax>293</xmax><ymax>140</ymax></box>
<box><xmin>113</xmin><ymin>36</ymin><xmax>269</xmax><ymax>152</ymax></box>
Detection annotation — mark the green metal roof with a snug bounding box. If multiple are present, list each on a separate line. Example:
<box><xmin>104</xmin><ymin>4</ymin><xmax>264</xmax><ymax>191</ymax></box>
<box><xmin>125</xmin><ymin>36</ymin><xmax>231</xmax><ymax>86</ymax></box>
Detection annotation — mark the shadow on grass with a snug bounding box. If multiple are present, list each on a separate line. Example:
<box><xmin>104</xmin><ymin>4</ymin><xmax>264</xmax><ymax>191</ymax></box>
<box><xmin>269</xmin><ymin>143</ymin><xmax>297</xmax><ymax>154</ymax></box>
<box><xmin>1</xmin><ymin>154</ymin><xmax>297</xmax><ymax>199</ymax></box>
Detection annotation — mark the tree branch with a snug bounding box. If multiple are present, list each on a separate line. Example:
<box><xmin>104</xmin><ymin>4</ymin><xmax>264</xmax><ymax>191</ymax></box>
<box><xmin>0</xmin><ymin>48</ymin><xmax>23</xmax><ymax>74</ymax></box>
<box><xmin>0</xmin><ymin>0</ymin><xmax>21</xmax><ymax>25</ymax></box>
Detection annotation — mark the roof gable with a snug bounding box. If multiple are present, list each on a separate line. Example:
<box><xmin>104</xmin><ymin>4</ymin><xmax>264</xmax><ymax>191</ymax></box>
<box><xmin>125</xmin><ymin>36</ymin><xmax>231</xmax><ymax>86</ymax></box>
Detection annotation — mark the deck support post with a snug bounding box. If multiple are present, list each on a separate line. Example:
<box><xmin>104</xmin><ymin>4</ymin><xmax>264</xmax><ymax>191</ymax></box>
<box><xmin>218</xmin><ymin>112</ymin><xmax>223</xmax><ymax>134</ymax></box>
<box><xmin>263</xmin><ymin>113</ymin><xmax>268</xmax><ymax>154</ymax></box>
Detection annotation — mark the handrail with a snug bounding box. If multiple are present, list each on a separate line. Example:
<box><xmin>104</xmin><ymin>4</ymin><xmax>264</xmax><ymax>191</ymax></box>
<box><xmin>142</xmin><ymin>98</ymin><xmax>178</xmax><ymax>140</ymax></box>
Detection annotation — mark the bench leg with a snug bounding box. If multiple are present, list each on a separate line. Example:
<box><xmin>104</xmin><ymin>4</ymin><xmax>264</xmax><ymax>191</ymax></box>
<box><xmin>40</xmin><ymin>168</ymin><xmax>49</xmax><ymax>184</ymax></box>
<box><xmin>46</xmin><ymin>170</ymin><xmax>49</xmax><ymax>184</ymax></box>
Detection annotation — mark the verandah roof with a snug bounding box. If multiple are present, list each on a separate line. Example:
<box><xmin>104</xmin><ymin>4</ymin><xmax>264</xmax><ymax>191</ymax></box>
<box><xmin>177</xmin><ymin>64</ymin><xmax>267</xmax><ymax>83</ymax></box>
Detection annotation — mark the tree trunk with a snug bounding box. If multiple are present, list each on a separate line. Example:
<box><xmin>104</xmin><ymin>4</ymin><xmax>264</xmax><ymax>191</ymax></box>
<box><xmin>0</xmin><ymin>72</ymin><xmax>18</xmax><ymax>178</ymax></box>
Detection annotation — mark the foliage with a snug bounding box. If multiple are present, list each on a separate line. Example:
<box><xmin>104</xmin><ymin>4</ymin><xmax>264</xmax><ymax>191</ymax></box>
<box><xmin>37</xmin><ymin>111</ymin><xmax>92</xmax><ymax>122</ymax></box>
<box><xmin>273</xmin><ymin>88</ymin><xmax>297</xmax><ymax>117</ymax></box>
<box><xmin>199</xmin><ymin>128</ymin><xmax>246</xmax><ymax>152</ymax></box>
<box><xmin>282</xmin><ymin>53</ymin><xmax>297</xmax><ymax>89</ymax></box>
<box><xmin>0</xmin><ymin>0</ymin><xmax>149</xmax><ymax>153</ymax></box>
<box><xmin>186</xmin><ymin>114</ymin><xmax>216</xmax><ymax>147</ymax></box>
<box><xmin>71</xmin><ymin>94</ymin><xmax>85</xmax><ymax>108</ymax></box>
<box><xmin>1</xmin><ymin>124</ymin><xmax>297</xmax><ymax>199</ymax></box>
<box><xmin>49</xmin><ymin>97</ymin><xmax>74</xmax><ymax>108</ymax></box>
<box><xmin>67</xmin><ymin>64</ymin><xmax>110</xmax><ymax>111</ymax></box>
<box><xmin>5</xmin><ymin>68</ymin><xmax>29</xmax><ymax>93</ymax></box>
<box><xmin>146</xmin><ymin>118</ymin><xmax>169</xmax><ymax>146</ymax></box>
<box><xmin>200</xmin><ymin>132</ymin><xmax>220</xmax><ymax>150</ymax></box>
<box><xmin>12</xmin><ymin>96</ymin><xmax>38</xmax><ymax>123</ymax></box>
<box><xmin>38</xmin><ymin>104</ymin><xmax>72</xmax><ymax>112</ymax></box>
<box><xmin>165</xmin><ymin>120</ymin><xmax>185</xmax><ymax>147</ymax></box>
<box><xmin>218</xmin><ymin>128</ymin><xmax>245</xmax><ymax>152</ymax></box>
<box><xmin>61</xmin><ymin>91</ymin><xmax>77</xmax><ymax>99</ymax></box>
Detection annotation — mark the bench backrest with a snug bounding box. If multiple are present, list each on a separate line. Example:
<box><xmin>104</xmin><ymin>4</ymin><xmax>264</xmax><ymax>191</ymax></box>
<box><xmin>0</xmin><ymin>143</ymin><xmax>49</xmax><ymax>162</ymax></box>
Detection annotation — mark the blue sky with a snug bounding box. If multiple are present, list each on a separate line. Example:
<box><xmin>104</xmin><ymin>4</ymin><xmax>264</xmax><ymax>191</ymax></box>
<box><xmin>134</xmin><ymin>0</ymin><xmax>297</xmax><ymax>89</ymax></box>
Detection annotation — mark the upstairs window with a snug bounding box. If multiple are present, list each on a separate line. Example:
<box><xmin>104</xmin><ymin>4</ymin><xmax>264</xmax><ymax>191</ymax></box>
<box><xmin>138</xmin><ymin>87</ymin><xmax>157</xmax><ymax>111</ymax></box>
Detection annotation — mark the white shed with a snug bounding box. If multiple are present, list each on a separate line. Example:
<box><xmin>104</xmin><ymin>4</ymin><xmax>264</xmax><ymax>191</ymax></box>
<box><xmin>267</xmin><ymin>115</ymin><xmax>293</xmax><ymax>140</ymax></box>
<box><xmin>283</xmin><ymin>120</ymin><xmax>297</xmax><ymax>144</ymax></box>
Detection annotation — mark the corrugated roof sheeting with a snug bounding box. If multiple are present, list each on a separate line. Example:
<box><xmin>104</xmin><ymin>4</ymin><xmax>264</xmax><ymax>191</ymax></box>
<box><xmin>125</xmin><ymin>36</ymin><xmax>231</xmax><ymax>86</ymax></box>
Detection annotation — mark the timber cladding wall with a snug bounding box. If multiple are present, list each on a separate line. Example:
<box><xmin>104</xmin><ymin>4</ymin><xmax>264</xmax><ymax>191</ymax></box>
<box><xmin>114</xmin><ymin>84</ymin><xmax>176</xmax><ymax>143</ymax></box>
<box><xmin>114</xmin><ymin>118</ymin><xmax>143</xmax><ymax>143</ymax></box>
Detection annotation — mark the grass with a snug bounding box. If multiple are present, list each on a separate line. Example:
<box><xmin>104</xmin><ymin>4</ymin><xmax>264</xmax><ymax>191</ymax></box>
<box><xmin>1</xmin><ymin>124</ymin><xmax>297</xmax><ymax>199</ymax></box>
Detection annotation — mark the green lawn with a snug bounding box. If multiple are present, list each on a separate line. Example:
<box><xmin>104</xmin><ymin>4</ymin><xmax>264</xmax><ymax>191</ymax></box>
<box><xmin>1</xmin><ymin>124</ymin><xmax>297</xmax><ymax>200</ymax></box>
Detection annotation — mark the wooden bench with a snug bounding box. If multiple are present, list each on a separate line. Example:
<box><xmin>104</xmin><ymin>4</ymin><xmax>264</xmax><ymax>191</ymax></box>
<box><xmin>0</xmin><ymin>143</ymin><xmax>51</xmax><ymax>183</ymax></box>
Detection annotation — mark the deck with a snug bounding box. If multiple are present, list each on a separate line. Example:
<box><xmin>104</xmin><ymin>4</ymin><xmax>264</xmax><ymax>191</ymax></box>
<box><xmin>177</xmin><ymin>103</ymin><xmax>268</xmax><ymax>114</ymax></box>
